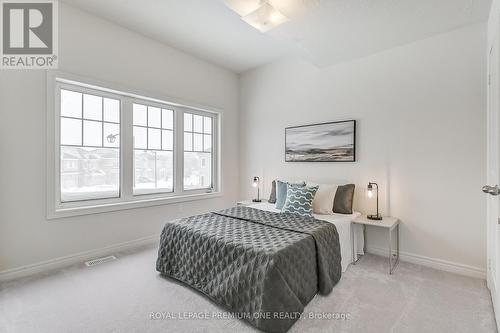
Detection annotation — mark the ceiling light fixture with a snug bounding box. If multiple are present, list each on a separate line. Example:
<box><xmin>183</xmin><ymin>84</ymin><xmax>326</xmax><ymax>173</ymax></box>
<box><xmin>225</xmin><ymin>0</ymin><xmax>289</xmax><ymax>33</ymax></box>
<box><xmin>242</xmin><ymin>2</ymin><xmax>289</xmax><ymax>32</ymax></box>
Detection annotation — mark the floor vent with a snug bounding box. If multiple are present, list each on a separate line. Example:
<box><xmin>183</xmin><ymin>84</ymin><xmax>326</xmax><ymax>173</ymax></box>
<box><xmin>85</xmin><ymin>255</ymin><xmax>117</xmax><ymax>267</ymax></box>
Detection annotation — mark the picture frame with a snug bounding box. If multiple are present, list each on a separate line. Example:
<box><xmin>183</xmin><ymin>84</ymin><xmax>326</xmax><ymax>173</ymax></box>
<box><xmin>285</xmin><ymin>120</ymin><xmax>356</xmax><ymax>162</ymax></box>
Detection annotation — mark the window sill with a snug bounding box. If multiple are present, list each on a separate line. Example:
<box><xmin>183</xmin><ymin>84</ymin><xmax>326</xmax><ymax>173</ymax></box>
<box><xmin>47</xmin><ymin>191</ymin><xmax>223</xmax><ymax>220</ymax></box>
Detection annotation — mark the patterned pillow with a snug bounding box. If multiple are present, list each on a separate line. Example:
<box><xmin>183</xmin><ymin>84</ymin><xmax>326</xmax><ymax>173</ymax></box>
<box><xmin>282</xmin><ymin>185</ymin><xmax>319</xmax><ymax>218</ymax></box>
<box><xmin>275</xmin><ymin>180</ymin><xmax>306</xmax><ymax>210</ymax></box>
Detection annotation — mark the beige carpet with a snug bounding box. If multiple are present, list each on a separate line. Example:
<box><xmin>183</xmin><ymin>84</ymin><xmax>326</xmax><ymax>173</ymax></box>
<box><xmin>0</xmin><ymin>245</ymin><xmax>496</xmax><ymax>333</ymax></box>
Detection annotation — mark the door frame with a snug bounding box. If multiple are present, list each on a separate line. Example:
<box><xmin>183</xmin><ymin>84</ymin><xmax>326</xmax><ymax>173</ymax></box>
<box><xmin>487</xmin><ymin>17</ymin><xmax>500</xmax><ymax>329</ymax></box>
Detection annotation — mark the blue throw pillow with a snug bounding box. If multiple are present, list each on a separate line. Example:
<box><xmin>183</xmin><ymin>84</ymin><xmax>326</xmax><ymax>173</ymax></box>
<box><xmin>275</xmin><ymin>180</ymin><xmax>305</xmax><ymax>209</ymax></box>
<box><xmin>282</xmin><ymin>185</ymin><xmax>319</xmax><ymax>218</ymax></box>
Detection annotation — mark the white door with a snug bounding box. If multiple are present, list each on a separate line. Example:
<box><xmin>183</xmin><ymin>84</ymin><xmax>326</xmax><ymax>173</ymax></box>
<box><xmin>486</xmin><ymin>37</ymin><xmax>500</xmax><ymax>325</ymax></box>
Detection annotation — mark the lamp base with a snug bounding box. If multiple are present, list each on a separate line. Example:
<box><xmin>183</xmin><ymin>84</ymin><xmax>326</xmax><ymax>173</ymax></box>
<box><xmin>367</xmin><ymin>214</ymin><xmax>383</xmax><ymax>221</ymax></box>
<box><xmin>252</xmin><ymin>199</ymin><xmax>262</xmax><ymax>203</ymax></box>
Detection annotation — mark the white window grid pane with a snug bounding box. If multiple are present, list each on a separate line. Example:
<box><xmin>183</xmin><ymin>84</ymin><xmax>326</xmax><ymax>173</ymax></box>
<box><xmin>83</xmin><ymin>120</ymin><xmax>103</xmax><ymax>147</ymax></box>
<box><xmin>184</xmin><ymin>113</ymin><xmax>192</xmax><ymax>131</ymax></box>
<box><xmin>133</xmin><ymin>126</ymin><xmax>147</xmax><ymax>149</ymax></box>
<box><xmin>61</xmin><ymin>117</ymin><xmax>82</xmax><ymax>146</ymax></box>
<box><xmin>83</xmin><ymin>93</ymin><xmax>103</xmax><ymax>121</ymax></box>
<box><xmin>193</xmin><ymin>133</ymin><xmax>203</xmax><ymax>152</ymax></box>
<box><xmin>60</xmin><ymin>89</ymin><xmax>82</xmax><ymax>118</ymax></box>
<box><xmin>193</xmin><ymin>115</ymin><xmax>203</xmax><ymax>133</ymax></box>
<box><xmin>162</xmin><ymin>129</ymin><xmax>173</xmax><ymax>151</ymax></box>
<box><xmin>162</xmin><ymin>109</ymin><xmax>173</xmax><ymax>129</ymax></box>
<box><xmin>133</xmin><ymin>104</ymin><xmax>147</xmax><ymax>126</ymax></box>
<box><xmin>203</xmin><ymin>116</ymin><xmax>212</xmax><ymax>134</ymax></box>
<box><xmin>148</xmin><ymin>128</ymin><xmax>161</xmax><ymax>150</ymax></box>
<box><xmin>103</xmin><ymin>98</ymin><xmax>120</xmax><ymax>123</ymax></box>
<box><xmin>203</xmin><ymin>134</ymin><xmax>212</xmax><ymax>152</ymax></box>
<box><xmin>104</xmin><ymin>122</ymin><xmax>120</xmax><ymax>148</ymax></box>
<box><xmin>148</xmin><ymin>106</ymin><xmax>161</xmax><ymax>128</ymax></box>
<box><xmin>184</xmin><ymin>132</ymin><xmax>193</xmax><ymax>151</ymax></box>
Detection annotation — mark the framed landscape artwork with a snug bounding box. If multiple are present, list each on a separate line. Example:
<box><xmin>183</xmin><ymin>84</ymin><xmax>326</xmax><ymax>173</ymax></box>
<box><xmin>285</xmin><ymin>120</ymin><xmax>356</xmax><ymax>162</ymax></box>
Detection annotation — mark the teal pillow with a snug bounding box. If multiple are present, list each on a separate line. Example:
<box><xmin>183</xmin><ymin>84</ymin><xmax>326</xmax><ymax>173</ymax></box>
<box><xmin>282</xmin><ymin>185</ymin><xmax>319</xmax><ymax>218</ymax></box>
<box><xmin>275</xmin><ymin>180</ymin><xmax>305</xmax><ymax>209</ymax></box>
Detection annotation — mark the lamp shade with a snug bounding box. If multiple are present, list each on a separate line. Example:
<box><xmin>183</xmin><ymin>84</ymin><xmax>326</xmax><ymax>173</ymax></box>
<box><xmin>252</xmin><ymin>176</ymin><xmax>259</xmax><ymax>187</ymax></box>
<box><xmin>367</xmin><ymin>182</ymin><xmax>382</xmax><ymax>220</ymax></box>
<box><xmin>367</xmin><ymin>183</ymin><xmax>373</xmax><ymax>198</ymax></box>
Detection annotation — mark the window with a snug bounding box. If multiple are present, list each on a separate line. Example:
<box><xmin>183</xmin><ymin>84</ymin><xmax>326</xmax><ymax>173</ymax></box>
<box><xmin>50</xmin><ymin>76</ymin><xmax>220</xmax><ymax>217</ymax></box>
<box><xmin>133</xmin><ymin>103</ymin><xmax>174</xmax><ymax>194</ymax></box>
<box><xmin>59</xmin><ymin>89</ymin><xmax>120</xmax><ymax>202</ymax></box>
<box><xmin>183</xmin><ymin>113</ymin><xmax>213</xmax><ymax>190</ymax></box>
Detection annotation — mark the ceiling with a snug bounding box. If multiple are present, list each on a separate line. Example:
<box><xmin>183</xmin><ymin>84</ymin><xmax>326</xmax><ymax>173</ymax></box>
<box><xmin>62</xmin><ymin>0</ymin><xmax>492</xmax><ymax>73</ymax></box>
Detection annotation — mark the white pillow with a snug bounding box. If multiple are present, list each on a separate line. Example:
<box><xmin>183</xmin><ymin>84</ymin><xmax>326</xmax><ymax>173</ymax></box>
<box><xmin>312</xmin><ymin>184</ymin><xmax>338</xmax><ymax>214</ymax></box>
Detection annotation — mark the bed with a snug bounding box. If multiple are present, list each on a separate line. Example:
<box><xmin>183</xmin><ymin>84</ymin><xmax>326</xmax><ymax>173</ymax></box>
<box><xmin>249</xmin><ymin>202</ymin><xmax>363</xmax><ymax>272</ymax></box>
<box><xmin>156</xmin><ymin>205</ymin><xmax>363</xmax><ymax>333</ymax></box>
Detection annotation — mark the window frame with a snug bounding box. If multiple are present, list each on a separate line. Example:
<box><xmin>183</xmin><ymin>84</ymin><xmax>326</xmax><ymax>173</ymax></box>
<box><xmin>56</xmin><ymin>83</ymin><xmax>124</xmax><ymax>205</ymax></box>
<box><xmin>131</xmin><ymin>98</ymin><xmax>176</xmax><ymax>196</ymax></box>
<box><xmin>182</xmin><ymin>109</ymin><xmax>217</xmax><ymax>192</ymax></box>
<box><xmin>47</xmin><ymin>71</ymin><xmax>222</xmax><ymax>219</ymax></box>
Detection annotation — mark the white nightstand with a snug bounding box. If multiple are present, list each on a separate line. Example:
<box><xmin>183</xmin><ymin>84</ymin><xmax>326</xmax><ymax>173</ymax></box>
<box><xmin>351</xmin><ymin>215</ymin><xmax>400</xmax><ymax>274</ymax></box>
<box><xmin>237</xmin><ymin>199</ymin><xmax>268</xmax><ymax>206</ymax></box>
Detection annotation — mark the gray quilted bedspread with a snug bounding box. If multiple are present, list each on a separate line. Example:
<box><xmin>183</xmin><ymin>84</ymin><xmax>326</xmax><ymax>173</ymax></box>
<box><xmin>156</xmin><ymin>206</ymin><xmax>341</xmax><ymax>333</ymax></box>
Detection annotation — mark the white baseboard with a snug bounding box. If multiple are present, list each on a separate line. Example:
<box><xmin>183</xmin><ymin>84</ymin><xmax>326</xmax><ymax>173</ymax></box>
<box><xmin>366</xmin><ymin>246</ymin><xmax>486</xmax><ymax>279</ymax></box>
<box><xmin>0</xmin><ymin>238</ymin><xmax>486</xmax><ymax>282</ymax></box>
<box><xmin>488</xmin><ymin>269</ymin><xmax>500</xmax><ymax>330</ymax></box>
<box><xmin>0</xmin><ymin>235</ymin><xmax>158</xmax><ymax>283</ymax></box>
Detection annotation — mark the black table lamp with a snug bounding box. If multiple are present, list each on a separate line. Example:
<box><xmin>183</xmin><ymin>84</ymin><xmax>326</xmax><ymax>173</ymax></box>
<box><xmin>367</xmin><ymin>182</ymin><xmax>382</xmax><ymax>220</ymax></box>
<box><xmin>252</xmin><ymin>176</ymin><xmax>261</xmax><ymax>202</ymax></box>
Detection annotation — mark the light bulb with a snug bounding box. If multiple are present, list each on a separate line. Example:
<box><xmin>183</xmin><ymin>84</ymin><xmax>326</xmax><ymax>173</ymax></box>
<box><xmin>367</xmin><ymin>183</ymin><xmax>374</xmax><ymax>198</ymax></box>
<box><xmin>252</xmin><ymin>176</ymin><xmax>259</xmax><ymax>187</ymax></box>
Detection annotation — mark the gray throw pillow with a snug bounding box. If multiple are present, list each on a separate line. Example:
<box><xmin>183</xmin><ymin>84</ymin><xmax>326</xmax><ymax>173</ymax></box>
<box><xmin>268</xmin><ymin>180</ymin><xmax>277</xmax><ymax>204</ymax></box>
<box><xmin>282</xmin><ymin>185</ymin><xmax>319</xmax><ymax>218</ymax></box>
<box><xmin>333</xmin><ymin>184</ymin><xmax>355</xmax><ymax>214</ymax></box>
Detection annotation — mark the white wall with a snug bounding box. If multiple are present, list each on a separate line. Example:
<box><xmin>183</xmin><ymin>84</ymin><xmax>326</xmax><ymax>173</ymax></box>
<box><xmin>239</xmin><ymin>23</ymin><xmax>487</xmax><ymax>272</ymax></box>
<box><xmin>0</xmin><ymin>3</ymin><xmax>239</xmax><ymax>272</ymax></box>
<box><xmin>489</xmin><ymin>0</ymin><xmax>500</xmax><ymax>44</ymax></box>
